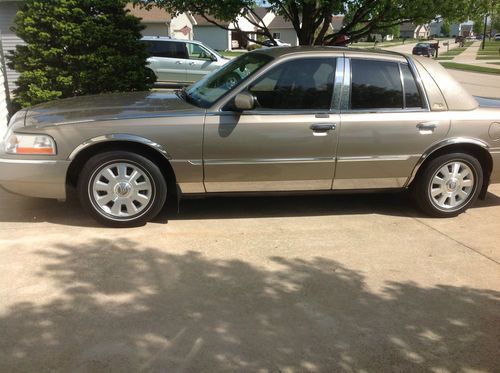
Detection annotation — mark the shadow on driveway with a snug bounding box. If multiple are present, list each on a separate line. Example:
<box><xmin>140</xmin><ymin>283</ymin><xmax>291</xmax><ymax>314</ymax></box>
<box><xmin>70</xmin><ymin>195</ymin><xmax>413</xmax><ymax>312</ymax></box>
<box><xmin>0</xmin><ymin>238</ymin><xmax>498</xmax><ymax>371</ymax></box>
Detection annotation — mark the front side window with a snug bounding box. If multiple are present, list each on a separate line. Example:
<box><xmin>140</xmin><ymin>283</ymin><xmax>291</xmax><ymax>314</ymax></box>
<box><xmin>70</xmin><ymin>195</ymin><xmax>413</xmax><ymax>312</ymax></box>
<box><xmin>184</xmin><ymin>53</ymin><xmax>273</xmax><ymax>108</ymax></box>
<box><xmin>248</xmin><ymin>58</ymin><xmax>336</xmax><ymax>111</ymax></box>
<box><xmin>187</xmin><ymin>43</ymin><xmax>213</xmax><ymax>60</ymax></box>
<box><xmin>350</xmin><ymin>59</ymin><xmax>403</xmax><ymax>110</ymax></box>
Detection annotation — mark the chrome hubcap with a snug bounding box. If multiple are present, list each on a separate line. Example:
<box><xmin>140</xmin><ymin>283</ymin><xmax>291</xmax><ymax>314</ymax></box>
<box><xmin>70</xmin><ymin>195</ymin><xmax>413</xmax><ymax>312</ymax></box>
<box><xmin>429</xmin><ymin>161</ymin><xmax>475</xmax><ymax>210</ymax></box>
<box><xmin>90</xmin><ymin>162</ymin><xmax>153</xmax><ymax>219</ymax></box>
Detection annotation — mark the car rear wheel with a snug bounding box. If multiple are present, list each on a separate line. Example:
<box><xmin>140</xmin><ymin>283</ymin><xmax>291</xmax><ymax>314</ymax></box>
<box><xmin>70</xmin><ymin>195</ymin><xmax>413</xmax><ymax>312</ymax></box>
<box><xmin>412</xmin><ymin>153</ymin><xmax>483</xmax><ymax>217</ymax></box>
<box><xmin>77</xmin><ymin>151</ymin><xmax>167</xmax><ymax>227</ymax></box>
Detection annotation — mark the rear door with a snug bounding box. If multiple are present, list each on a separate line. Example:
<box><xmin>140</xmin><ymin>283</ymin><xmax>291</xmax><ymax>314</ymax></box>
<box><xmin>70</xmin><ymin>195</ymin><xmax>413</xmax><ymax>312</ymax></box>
<box><xmin>143</xmin><ymin>40</ymin><xmax>188</xmax><ymax>83</ymax></box>
<box><xmin>334</xmin><ymin>57</ymin><xmax>450</xmax><ymax>189</ymax></box>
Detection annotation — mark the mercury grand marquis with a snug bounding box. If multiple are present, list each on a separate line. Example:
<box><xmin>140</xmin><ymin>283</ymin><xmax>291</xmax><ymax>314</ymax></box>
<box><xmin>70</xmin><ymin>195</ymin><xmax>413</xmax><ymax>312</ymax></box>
<box><xmin>1</xmin><ymin>47</ymin><xmax>500</xmax><ymax>227</ymax></box>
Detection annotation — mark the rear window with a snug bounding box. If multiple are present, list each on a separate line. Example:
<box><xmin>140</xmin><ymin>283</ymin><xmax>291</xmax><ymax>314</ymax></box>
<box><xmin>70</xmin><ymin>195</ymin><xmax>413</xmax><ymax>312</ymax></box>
<box><xmin>142</xmin><ymin>40</ymin><xmax>187</xmax><ymax>59</ymax></box>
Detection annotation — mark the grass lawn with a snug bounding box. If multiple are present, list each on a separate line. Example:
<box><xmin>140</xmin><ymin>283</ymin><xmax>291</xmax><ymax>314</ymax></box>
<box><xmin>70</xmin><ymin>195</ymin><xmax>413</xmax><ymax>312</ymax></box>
<box><xmin>437</xmin><ymin>56</ymin><xmax>455</xmax><ymax>60</ymax></box>
<box><xmin>488</xmin><ymin>62</ymin><xmax>500</xmax><ymax>65</ymax></box>
<box><xmin>440</xmin><ymin>62</ymin><xmax>500</xmax><ymax>75</ymax></box>
<box><xmin>220</xmin><ymin>50</ymin><xmax>247</xmax><ymax>57</ymax></box>
<box><xmin>475</xmin><ymin>40</ymin><xmax>500</xmax><ymax>60</ymax></box>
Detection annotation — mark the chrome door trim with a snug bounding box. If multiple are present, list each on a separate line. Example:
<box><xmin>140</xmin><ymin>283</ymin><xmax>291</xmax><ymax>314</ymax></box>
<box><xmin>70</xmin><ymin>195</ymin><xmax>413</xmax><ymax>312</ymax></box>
<box><xmin>332</xmin><ymin>57</ymin><xmax>345</xmax><ymax>111</ymax></box>
<box><xmin>337</xmin><ymin>155</ymin><xmax>419</xmax><ymax>162</ymax></box>
<box><xmin>340</xmin><ymin>57</ymin><xmax>350</xmax><ymax>112</ymax></box>
<box><xmin>203</xmin><ymin>157</ymin><xmax>336</xmax><ymax>166</ymax></box>
<box><xmin>405</xmin><ymin>137</ymin><xmax>490</xmax><ymax>186</ymax></box>
<box><xmin>68</xmin><ymin>134</ymin><xmax>172</xmax><ymax>161</ymax></box>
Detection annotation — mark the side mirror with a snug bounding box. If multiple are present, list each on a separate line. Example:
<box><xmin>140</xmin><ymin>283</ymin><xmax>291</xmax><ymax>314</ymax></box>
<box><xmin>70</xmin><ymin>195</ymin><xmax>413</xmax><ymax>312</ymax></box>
<box><xmin>233</xmin><ymin>92</ymin><xmax>255</xmax><ymax>111</ymax></box>
<box><xmin>210</xmin><ymin>54</ymin><xmax>218</xmax><ymax>62</ymax></box>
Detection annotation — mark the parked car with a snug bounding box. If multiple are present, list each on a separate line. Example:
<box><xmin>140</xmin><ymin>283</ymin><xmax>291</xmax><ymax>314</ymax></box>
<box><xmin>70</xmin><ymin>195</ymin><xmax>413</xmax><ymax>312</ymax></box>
<box><xmin>140</xmin><ymin>37</ymin><xmax>229</xmax><ymax>85</ymax></box>
<box><xmin>412</xmin><ymin>43</ymin><xmax>435</xmax><ymax>57</ymax></box>
<box><xmin>494</xmin><ymin>33</ymin><xmax>500</xmax><ymax>41</ymax></box>
<box><xmin>262</xmin><ymin>39</ymin><xmax>291</xmax><ymax>47</ymax></box>
<box><xmin>1</xmin><ymin>47</ymin><xmax>500</xmax><ymax>227</ymax></box>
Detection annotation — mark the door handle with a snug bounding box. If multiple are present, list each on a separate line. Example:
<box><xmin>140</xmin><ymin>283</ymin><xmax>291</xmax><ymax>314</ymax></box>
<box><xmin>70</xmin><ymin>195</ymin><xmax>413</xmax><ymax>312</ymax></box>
<box><xmin>310</xmin><ymin>123</ymin><xmax>336</xmax><ymax>132</ymax></box>
<box><xmin>175</xmin><ymin>61</ymin><xmax>183</xmax><ymax>65</ymax></box>
<box><xmin>310</xmin><ymin>123</ymin><xmax>336</xmax><ymax>137</ymax></box>
<box><xmin>417</xmin><ymin>121</ymin><xmax>438</xmax><ymax>134</ymax></box>
<box><xmin>189</xmin><ymin>62</ymin><xmax>195</xmax><ymax>66</ymax></box>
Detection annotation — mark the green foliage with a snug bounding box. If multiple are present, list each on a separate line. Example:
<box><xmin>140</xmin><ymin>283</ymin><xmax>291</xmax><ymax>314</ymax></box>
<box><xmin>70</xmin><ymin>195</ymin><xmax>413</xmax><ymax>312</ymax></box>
<box><xmin>441</xmin><ymin>20</ymin><xmax>451</xmax><ymax>36</ymax></box>
<box><xmin>8</xmin><ymin>0</ymin><xmax>156</xmax><ymax>108</ymax></box>
<box><xmin>136</xmin><ymin>0</ymin><xmax>492</xmax><ymax>45</ymax></box>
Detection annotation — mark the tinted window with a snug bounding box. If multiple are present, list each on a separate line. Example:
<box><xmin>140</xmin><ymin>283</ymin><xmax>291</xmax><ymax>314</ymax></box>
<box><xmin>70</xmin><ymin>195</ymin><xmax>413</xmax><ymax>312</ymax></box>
<box><xmin>401</xmin><ymin>64</ymin><xmax>424</xmax><ymax>108</ymax></box>
<box><xmin>351</xmin><ymin>59</ymin><xmax>403</xmax><ymax>110</ymax></box>
<box><xmin>142</xmin><ymin>41</ymin><xmax>187</xmax><ymax>59</ymax></box>
<box><xmin>248</xmin><ymin>58</ymin><xmax>336</xmax><ymax>110</ymax></box>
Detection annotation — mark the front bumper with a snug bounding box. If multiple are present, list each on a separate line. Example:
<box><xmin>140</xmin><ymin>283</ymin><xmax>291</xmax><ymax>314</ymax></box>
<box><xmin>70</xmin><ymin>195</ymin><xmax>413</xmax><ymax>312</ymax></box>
<box><xmin>0</xmin><ymin>158</ymin><xmax>70</xmax><ymax>200</ymax></box>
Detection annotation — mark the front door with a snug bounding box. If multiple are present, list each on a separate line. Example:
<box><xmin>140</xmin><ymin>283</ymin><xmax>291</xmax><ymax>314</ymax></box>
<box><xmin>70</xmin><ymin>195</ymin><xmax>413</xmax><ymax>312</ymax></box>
<box><xmin>203</xmin><ymin>56</ymin><xmax>341</xmax><ymax>192</ymax></box>
<box><xmin>334</xmin><ymin>57</ymin><xmax>450</xmax><ymax>189</ymax></box>
<box><xmin>185</xmin><ymin>43</ymin><xmax>219</xmax><ymax>83</ymax></box>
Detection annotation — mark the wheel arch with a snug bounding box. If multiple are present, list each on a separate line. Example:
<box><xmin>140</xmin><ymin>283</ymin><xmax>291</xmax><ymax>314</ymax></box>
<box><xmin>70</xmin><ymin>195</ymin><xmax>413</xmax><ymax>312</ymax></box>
<box><xmin>66</xmin><ymin>135</ymin><xmax>177</xmax><ymax>199</ymax></box>
<box><xmin>407</xmin><ymin>138</ymin><xmax>493</xmax><ymax>197</ymax></box>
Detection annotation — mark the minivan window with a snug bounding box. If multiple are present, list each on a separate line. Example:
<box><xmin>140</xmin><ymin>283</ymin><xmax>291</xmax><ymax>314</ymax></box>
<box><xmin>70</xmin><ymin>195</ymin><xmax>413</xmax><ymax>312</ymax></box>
<box><xmin>187</xmin><ymin>43</ymin><xmax>213</xmax><ymax>60</ymax></box>
<box><xmin>350</xmin><ymin>59</ymin><xmax>403</xmax><ymax>110</ymax></box>
<box><xmin>142</xmin><ymin>40</ymin><xmax>188</xmax><ymax>59</ymax></box>
<box><xmin>248</xmin><ymin>58</ymin><xmax>336</xmax><ymax>110</ymax></box>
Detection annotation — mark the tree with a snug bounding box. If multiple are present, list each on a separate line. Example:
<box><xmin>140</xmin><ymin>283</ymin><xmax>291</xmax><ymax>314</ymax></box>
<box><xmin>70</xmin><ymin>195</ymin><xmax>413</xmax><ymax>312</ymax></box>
<box><xmin>441</xmin><ymin>20</ymin><xmax>451</xmax><ymax>36</ymax></box>
<box><xmin>8</xmin><ymin>0</ymin><xmax>156</xmax><ymax>108</ymax></box>
<box><xmin>134</xmin><ymin>0</ymin><xmax>491</xmax><ymax>46</ymax></box>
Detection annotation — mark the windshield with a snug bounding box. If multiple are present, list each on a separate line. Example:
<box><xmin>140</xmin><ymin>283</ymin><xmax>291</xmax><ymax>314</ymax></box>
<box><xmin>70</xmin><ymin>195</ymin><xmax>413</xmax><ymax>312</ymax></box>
<box><xmin>416</xmin><ymin>43</ymin><xmax>430</xmax><ymax>48</ymax></box>
<box><xmin>184</xmin><ymin>53</ymin><xmax>273</xmax><ymax>108</ymax></box>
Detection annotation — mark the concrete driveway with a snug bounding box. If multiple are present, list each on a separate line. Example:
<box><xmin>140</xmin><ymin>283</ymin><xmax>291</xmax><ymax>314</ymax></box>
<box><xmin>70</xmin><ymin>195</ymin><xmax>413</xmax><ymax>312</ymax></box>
<box><xmin>0</xmin><ymin>182</ymin><xmax>499</xmax><ymax>372</ymax></box>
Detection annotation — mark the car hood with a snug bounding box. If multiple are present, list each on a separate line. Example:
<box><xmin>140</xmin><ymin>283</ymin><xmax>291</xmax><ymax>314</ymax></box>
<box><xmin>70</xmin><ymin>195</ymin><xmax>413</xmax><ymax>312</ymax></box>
<box><xmin>24</xmin><ymin>91</ymin><xmax>204</xmax><ymax>128</ymax></box>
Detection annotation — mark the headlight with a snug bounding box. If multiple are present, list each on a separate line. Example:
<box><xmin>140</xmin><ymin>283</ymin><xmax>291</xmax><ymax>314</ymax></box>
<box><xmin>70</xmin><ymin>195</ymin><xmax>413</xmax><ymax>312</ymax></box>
<box><xmin>5</xmin><ymin>133</ymin><xmax>57</xmax><ymax>155</ymax></box>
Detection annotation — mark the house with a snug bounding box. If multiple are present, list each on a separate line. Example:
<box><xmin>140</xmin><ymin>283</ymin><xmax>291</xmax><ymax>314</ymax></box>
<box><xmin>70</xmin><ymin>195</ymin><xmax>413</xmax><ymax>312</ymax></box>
<box><xmin>331</xmin><ymin>15</ymin><xmax>344</xmax><ymax>33</ymax></box>
<box><xmin>400</xmin><ymin>22</ymin><xmax>430</xmax><ymax>39</ymax></box>
<box><xmin>192</xmin><ymin>11</ymin><xmax>260</xmax><ymax>51</ymax></box>
<box><xmin>125</xmin><ymin>4</ymin><xmax>196</xmax><ymax>40</ymax></box>
<box><xmin>429</xmin><ymin>19</ymin><xmax>461</xmax><ymax>37</ymax></box>
<box><xmin>0</xmin><ymin>33</ymin><xmax>8</xmax><ymax>130</ymax></box>
<box><xmin>461</xmin><ymin>23</ymin><xmax>473</xmax><ymax>37</ymax></box>
<box><xmin>267</xmin><ymin>14</ymin><xmax>299</xmax><ymax>46</ymax></box>
<box><xmin>0</xmin><ymin>0</ymin><xmax>24</xmax><ymax>93</ymax></box>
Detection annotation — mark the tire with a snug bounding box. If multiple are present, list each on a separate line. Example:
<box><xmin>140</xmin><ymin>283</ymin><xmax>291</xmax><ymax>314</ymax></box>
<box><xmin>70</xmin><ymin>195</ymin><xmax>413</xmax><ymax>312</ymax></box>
<box><xmin>77</xmin><ymin>151</ymin><xmax>167</xmax><ymax>227</ymax></box>
<box><xmin>412</xmin><ymin>153</ymin><xmax>483</xmax><ymax>217</ymax></box>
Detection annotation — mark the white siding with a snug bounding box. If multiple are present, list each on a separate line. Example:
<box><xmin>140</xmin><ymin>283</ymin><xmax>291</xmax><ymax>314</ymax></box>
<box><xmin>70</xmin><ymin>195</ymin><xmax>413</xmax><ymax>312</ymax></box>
<box><xmin>193</xmin><ymin>26</ymin><xmax>230</xmax><ymax>50</ymax></box>
<box><xmin>270</xmin><ymin>28</ymin><xmax>299</xmax><ymax>46</ymax></box>
<box><xmin>0</xmin><ymin>1</ymin><xmax>23</xmax><ymax>92</ymax></box>
<box><xmin>0</xmin><ymin>49</ymin><xmax>8</xmax><ymax>134</ymax></box>
<box><xmin>171</xmin><ymin>13</ymin><xmax>193</xmax><ymax>40</ymax></box>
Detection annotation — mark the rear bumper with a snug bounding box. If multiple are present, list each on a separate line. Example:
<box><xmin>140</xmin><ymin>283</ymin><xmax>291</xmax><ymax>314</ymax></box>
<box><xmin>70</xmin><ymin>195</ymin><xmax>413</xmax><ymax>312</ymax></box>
<box><xmin>0</xmin><ymin>158</ymin><xmax>70</xmax><ymax>200</ymax></box>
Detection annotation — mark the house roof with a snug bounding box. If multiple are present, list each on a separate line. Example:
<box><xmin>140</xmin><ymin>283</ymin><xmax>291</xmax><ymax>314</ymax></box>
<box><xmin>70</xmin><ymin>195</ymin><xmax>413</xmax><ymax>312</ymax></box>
<box><xmin>125</xmin><ymin>4</ymin><xmax>171</xmax><ymax>23</ymax></box>
<box><xmin>269</xmin><ymin>15</ymin><xmax>295</xmax><ymax>29</ymax></box>
<box><xmin>251</xmin><ymin>7</ymin><xmax>269</xmax><ymax>21</ymax></box>
<box><xmin>400</xmin><ymin>22</ymin><xmax>417</xmax><ymax>32</ymax></box>
<box><xmin>192</xmin><ymin>14</ymin><xmax>230</xmax><ymax>27</ymax></box>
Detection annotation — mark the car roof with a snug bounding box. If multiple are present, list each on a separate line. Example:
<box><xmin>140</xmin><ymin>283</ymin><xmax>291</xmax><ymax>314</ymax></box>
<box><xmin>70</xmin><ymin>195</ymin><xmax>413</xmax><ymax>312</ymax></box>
<box><xmin>251</xmin><ymin>46</ymin><xmax>408</xmax><ymax>61</ymax></box>
<box><xmin>140</xmin><ymin>36</ymin><xmax>199</xmax><ymax>44</ymax></box>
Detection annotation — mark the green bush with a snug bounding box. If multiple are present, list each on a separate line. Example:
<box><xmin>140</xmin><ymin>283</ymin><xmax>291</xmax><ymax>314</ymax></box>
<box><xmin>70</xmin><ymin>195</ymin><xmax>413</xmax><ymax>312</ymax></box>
<box><xmin>247</xmin><ymin>44</ymin><xmax>262</xmax><ymax>51</ymax></box>
<box><xmin>8</xmin><ymin>0</ymin><xmax>156</xmax><ymax>108</ymax></box>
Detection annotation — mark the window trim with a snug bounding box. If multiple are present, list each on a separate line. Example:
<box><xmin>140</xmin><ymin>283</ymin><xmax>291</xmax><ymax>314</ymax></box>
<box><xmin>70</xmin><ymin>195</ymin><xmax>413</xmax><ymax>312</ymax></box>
<box><xmin>215</xmin><ymin>54</ymin><xmax>341</xmax><ymax>114</ymax></box>
<box><xmin>187</xmin><ymin>42</ymin><xmax>214</xmax><ymax>61</ymax></box>
<box><xmin>343</xmin><ymin>57</ymin><xmax>430</xmax><ymax>114</ymax></box>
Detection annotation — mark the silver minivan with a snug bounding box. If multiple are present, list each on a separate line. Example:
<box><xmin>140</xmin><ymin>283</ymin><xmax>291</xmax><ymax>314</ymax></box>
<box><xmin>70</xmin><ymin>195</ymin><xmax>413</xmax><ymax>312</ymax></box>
<box><xmin>141</xmin><ymin>37</ymin><xmax>230</xmax><ymax>85</ymax></box>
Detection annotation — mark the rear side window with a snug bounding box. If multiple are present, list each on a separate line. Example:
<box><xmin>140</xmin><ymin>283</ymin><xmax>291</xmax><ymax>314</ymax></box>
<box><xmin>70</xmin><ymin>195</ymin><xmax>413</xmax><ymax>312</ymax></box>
<box><xmin>350</xmin><ymin>59</ymin><xmax>403</xmax><ymax>110</ymax></box>
<box><xmin>400</xmin><ymin>64</ymin><xmax>424</xmax><ymax>108</ymax></box>
<box><xmin>142</xmin><ymin>40</ymin><xmax>188</xmax><ymax>59</ymax></box>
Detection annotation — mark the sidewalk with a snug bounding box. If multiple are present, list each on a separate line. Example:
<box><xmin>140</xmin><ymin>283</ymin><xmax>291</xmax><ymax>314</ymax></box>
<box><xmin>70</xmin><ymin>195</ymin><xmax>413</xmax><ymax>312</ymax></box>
<box><xmin>452</xmin><ymin>41</ymin><xmax>500</xmax><ymax>69</ymax></box>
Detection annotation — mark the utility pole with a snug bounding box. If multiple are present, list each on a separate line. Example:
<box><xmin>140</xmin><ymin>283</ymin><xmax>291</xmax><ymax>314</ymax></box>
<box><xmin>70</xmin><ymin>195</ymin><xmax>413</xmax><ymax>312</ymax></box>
<box><xmin>482</xmin><ymin>14</ymin><xmax>487</xmax><ymax>50</ymax></box>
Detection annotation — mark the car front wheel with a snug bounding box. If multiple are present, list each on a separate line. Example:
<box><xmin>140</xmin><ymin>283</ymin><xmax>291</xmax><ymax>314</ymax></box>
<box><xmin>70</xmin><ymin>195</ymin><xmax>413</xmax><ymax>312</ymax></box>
<box><xmin>413</xmin><ymin>153</ymin><xmax>483</xmax><ymax>217</ymax></box>
<box><xmin>77</xmin><ymin>151</ymin><xmax>167</xmax><ymax>227</ymax></box>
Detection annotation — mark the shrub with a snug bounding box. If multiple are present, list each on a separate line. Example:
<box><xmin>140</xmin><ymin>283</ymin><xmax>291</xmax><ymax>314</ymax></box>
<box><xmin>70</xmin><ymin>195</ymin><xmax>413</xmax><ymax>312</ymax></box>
<box><xmin>8</xmin><ymin>0</ymin><xmax>156</xmax><ymax>108</ymax></box>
